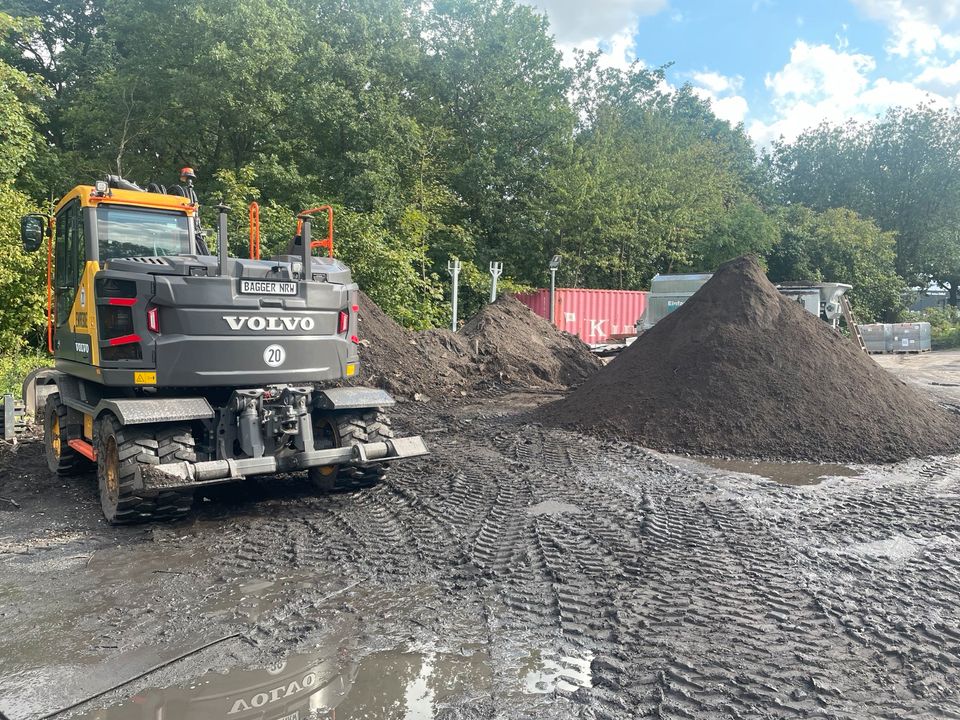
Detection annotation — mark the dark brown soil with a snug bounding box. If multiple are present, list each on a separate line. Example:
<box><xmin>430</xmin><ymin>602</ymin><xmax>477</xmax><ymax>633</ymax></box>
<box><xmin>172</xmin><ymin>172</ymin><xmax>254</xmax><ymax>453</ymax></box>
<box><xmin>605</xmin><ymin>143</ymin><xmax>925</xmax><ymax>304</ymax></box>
<box><xmin>353</xmin><ymin>293</ymin><xmax>601</xmax><ymax>399</ymax></box>
<box><xmin>541</xmin><ymin>255</ymin><xmax>960</xmax><ymax>462</ymax></box>
<box><xmin>350</xmin><ymin>292</ymin><xmax>472</xmax><ymax>398</ymax></box>
<box><xmin>461</xmin><ymin>296</ymin><xmax>601</xmax><ymax>390</ymax></box>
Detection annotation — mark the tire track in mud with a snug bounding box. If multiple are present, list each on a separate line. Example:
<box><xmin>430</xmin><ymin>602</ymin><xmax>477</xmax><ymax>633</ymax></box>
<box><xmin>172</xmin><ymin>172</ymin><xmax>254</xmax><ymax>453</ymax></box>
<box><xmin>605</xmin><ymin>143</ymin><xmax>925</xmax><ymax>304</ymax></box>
<box><xmin>760</xmin><ymin>466</ymin><xmax>960</xmax><ymax>711</ymax></box>
<box><xmin>108</xmin><ymin>399</ymin><xmax>960</xmax><ymax>719</ymax></box>
<box><xmin>671</xmin><ymin>461</ymin><xmax>960</xmax><ymax>719</ymax></box>
<box><xmin>604</xmin><ymin>487</ymin><xmax>834</xmax><ymax>719</ymax></box>
<box><xmin>476</xmin><ymin>424</ymin><xmax>660</xmax><ymax>715</ymax></box>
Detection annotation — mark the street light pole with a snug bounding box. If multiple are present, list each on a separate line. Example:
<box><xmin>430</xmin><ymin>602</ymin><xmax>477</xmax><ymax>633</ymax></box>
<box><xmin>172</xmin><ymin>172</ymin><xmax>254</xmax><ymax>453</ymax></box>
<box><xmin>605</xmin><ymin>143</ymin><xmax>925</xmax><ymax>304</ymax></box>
<box><xmin>548</xmin><ymin>255</ymin><xmax>562</xmax><ymax>325</ymax></box>
<box><xmin>447</xmin><ymin>258</ymin><xmax>461</xmax><ymax>331</ymax></box>
<box><xmin>489</xmin><ymin>261</ymin><xmax>503</xmax><ymax>303</ymax></box>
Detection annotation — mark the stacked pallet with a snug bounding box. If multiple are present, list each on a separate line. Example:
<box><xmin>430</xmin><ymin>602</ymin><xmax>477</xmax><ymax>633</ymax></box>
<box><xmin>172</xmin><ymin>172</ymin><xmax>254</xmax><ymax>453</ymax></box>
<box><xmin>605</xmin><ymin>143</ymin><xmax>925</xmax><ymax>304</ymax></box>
<box><xmin>858</xmin><ymin>322</ymin><xmax>931</xmax><ymax>354</ymax></box>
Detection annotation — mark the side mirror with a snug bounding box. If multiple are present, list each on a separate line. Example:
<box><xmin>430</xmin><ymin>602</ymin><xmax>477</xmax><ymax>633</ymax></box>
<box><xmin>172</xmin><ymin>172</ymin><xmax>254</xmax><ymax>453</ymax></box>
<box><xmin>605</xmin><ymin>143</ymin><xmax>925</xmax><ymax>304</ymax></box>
<box><xmin>20</xmin><ymin>214</ymin><xmax>47</xmax><ymax>253</ymax></box>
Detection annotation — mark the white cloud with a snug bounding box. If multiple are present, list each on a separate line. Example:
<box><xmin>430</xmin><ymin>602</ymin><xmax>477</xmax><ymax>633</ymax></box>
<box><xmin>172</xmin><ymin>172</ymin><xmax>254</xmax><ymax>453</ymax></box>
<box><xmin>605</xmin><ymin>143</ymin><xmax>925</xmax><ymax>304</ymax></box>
<box><xmin>689</xmin><ymin>71</ymin><xmax>750</xmax><ymax>124</ymax></box>
<box><xmin>765</xmin><ymin>42</ymin><xmax>874</xmax><ymax>100</ymax></box>
<box><xmin>524</xmin><ymin>0</ymin><xmax>666</xmax><ymax>44</ymax></box>
<box><xmin>711</xmin><ymin>95</ymin><xmax>750</xmax><ymax>125</ymax></box>
<box><xmin>523</xmin><ymin>0</ymin><xmax>666</xmax><ymax>69</ymax></box>
<box><xmin>691</xmin><ymin>70</ymin><xmax>739</xmax><ymax>95</ymax></box>
<box><xmin>915</xmin><ymin>59</ymin><xmax>960</xmax><ymax>89</ymax></box>
<box><xmin>556</xmin><ymin>27</ymin><xmax>642</xmax><ymax>71</ymax></box>
<box><xmin>749</xmin><ymin>40</ymin><xmax>952</xmax><ymax>145</ymax></box>
<box><xmin>851</xmin><ymin>0</ymin><xmax>960</xmax><ymax>58</ymax></box>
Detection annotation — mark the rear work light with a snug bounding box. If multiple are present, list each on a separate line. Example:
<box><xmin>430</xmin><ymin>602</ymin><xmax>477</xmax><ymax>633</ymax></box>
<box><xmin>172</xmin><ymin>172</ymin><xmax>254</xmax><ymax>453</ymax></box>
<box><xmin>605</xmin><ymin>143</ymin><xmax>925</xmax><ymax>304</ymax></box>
<box><xmin>146</xmin><ymin>306</ymin><xmax>160</xmax><ymax>333</ymax></box>
<box><xmin>338</xmin><ymin>310</ymin><xmax>349</xmax><ymax>334</ymax></box>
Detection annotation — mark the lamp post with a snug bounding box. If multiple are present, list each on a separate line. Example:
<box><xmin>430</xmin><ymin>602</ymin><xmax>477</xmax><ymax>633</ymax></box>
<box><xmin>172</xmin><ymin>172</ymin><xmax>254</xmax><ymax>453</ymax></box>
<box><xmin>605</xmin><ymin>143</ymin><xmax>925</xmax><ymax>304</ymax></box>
<box><xmin>447</xmin><ymin>258</ymin><xmax>461</xmax><ymax>331</ymax></box>
<box><xmin>489</xmin><ymin>261</ymin><xmax>503</xmax><ymax>303</ymax></box>
<box><xmin>548</xmin><ymin>255</ymin><xmax>562</xmax><ymax>324</ymax></box>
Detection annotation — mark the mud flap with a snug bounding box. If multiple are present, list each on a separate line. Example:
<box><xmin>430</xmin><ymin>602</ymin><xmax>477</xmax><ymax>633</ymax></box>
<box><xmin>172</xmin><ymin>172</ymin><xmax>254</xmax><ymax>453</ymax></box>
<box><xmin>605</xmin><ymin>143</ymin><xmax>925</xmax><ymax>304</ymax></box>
<box><xmin>313</xmin><ymin>387</ymin><xmax>396</xmax><ymax>410</ymax></box>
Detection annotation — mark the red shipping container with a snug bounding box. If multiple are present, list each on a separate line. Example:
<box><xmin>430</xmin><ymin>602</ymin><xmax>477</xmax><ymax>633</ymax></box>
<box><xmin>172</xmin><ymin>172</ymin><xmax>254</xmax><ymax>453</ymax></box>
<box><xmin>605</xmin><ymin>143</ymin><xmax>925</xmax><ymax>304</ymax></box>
<box><xmin>515</xmin><ymin>288</ymin><xmax>648</xmax><ymax>344</ymax></box>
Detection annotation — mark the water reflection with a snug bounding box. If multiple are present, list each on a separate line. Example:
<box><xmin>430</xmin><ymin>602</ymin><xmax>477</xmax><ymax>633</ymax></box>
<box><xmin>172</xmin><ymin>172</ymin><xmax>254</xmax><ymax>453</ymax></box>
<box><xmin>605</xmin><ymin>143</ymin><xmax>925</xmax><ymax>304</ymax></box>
<box><xmin>76</xmin><ymin>647</ymin><xmax>492</xmax><ymax>720</ymax></box>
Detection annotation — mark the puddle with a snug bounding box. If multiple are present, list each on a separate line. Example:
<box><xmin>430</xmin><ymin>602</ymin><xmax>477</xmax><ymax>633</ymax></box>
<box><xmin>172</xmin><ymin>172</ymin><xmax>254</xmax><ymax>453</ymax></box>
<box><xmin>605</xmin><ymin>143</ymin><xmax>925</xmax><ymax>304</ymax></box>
<box><xmin>200</xmin><ymin>573</ymin><xmax>350</xmax><ymax>624</ymax></box>
<box><xmin>519</xmin><ymin>649</ymin><xmax>593</xmax><ymax>694</ymax></box>
<box><xmin>72</xmin><ymin>643</ymin><xmax>596</xmax><ymax>719</ymax></box>
<box><xmin>526</xmin><ymin>500</ymin><xmax>581</xmax><ymax>516</ymax></box>
<box><xmin>74</xmin><ymin>647</ymin><xmax>492</xmax><ymax>719</ymax></box>
<box><xmin>698</xmin><ymin>458</ymin><xmax>858</xmax><ymax>486</ymax></box>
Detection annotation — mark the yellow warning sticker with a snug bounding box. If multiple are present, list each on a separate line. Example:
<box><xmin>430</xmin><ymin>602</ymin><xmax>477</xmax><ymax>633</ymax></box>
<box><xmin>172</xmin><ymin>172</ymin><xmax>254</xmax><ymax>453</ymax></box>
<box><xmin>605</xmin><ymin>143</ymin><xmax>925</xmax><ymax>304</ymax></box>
<box><xmin>134</xmin><ymin>371</ymin><xmax>157</xmax><ymax>385</ymax></box>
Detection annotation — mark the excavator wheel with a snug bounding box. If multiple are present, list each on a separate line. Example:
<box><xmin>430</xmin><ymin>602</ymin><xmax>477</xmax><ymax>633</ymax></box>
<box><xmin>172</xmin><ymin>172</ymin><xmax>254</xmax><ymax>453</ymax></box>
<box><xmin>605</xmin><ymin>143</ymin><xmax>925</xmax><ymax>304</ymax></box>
<box><xmin>95</xmin><ymin>415</ymin><xmax>196</xmax><ymax>525</ymax></box>
<box><xmin>309</xmin><ymin>409</ymin><xmax>394</xmax><ymax>492</ymax></box>
<box><xmin>43</xmin><ymin>393</ymin><xmax>92</xmax><ymax>476</ymax></box>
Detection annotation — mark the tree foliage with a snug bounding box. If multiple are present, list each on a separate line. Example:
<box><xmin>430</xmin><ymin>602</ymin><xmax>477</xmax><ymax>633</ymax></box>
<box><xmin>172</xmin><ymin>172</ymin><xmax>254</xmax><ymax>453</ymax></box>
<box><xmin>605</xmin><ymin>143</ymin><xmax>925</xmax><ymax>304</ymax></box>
<box><xmin>0</xmin><ymin>0</ymin><xmax>943</xmax><ymax>348</ymax></box>
<box><xmin>0</xmin><ymin>11</ymin><xmax>48</xmax><ymax>350</ymax></box>
<box><xmin>769</xmin><ymin>206</ymin><xmax>905</xmax><ymax>321</ymax></box>
<box><xmin>772</xmin><ymin>105</ymin><xmax>960</xmax><ymax>305</ymax></box>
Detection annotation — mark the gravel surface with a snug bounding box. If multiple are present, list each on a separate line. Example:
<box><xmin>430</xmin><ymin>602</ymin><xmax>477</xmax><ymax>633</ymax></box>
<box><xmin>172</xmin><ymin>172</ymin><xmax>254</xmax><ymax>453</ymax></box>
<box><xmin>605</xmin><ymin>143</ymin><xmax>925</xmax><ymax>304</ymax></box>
<box><xmin>2</xmin><ymin>388</ymin><xmax>960</xmax><ymax>718</ymax></box>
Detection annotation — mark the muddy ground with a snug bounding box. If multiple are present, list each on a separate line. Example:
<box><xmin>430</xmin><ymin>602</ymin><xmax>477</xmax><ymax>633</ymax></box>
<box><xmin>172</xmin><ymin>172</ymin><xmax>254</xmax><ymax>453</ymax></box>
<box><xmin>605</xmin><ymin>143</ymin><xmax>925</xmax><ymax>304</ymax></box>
<box><xmin>3</xmin><ymin>353</ymin><xmax>960</xmax><ymax>718</ymax></box>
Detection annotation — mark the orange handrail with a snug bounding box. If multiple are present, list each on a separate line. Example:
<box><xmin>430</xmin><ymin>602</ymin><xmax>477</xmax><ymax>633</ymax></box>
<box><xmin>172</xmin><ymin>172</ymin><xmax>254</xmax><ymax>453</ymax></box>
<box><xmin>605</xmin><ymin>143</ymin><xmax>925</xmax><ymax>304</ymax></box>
<box><xmin>46</xmin><ymin>219</ymin><xmax>54</xmax><ymax>353</ymax></box>
<box><xmin>295</xmin><ymin>205</ymin><xmax>334</xmax><ymax>258</ymax></box>
<box><xmin>248</xmin><ymin>201</ymin><xmax>261</xmax><ymax>260</ymax></box>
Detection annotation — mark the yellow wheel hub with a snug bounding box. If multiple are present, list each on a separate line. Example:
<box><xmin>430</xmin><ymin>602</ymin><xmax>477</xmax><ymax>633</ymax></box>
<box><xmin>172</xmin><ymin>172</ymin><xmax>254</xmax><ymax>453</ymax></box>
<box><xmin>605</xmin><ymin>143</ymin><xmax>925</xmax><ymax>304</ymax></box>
<box><xmin>50</xmin><ymin>415</ymin><xmax>61</xmax><ymax>458</ymax></box>
<box><xmin>313</xmin><ymin>419</ymin><xmax>340</xmax><ymax>478</ymax></box>
<box><xmin>104</xmin><ymin>437</ymin><xmax>119</xmax><ymax>497</ymax></box>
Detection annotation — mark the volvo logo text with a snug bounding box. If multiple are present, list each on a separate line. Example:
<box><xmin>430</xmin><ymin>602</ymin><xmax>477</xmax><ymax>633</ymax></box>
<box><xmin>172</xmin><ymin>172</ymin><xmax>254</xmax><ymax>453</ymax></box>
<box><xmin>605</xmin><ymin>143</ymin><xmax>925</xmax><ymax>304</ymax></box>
<box><xmin>223</xmin><ymin>316</ymin><xmax>315</xmax><ymax>331</ymax></box>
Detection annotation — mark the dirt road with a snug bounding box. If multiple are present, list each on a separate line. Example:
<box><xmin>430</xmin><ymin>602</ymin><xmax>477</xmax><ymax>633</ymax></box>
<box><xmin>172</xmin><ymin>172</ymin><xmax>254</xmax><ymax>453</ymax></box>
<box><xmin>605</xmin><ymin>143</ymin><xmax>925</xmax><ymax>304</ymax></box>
<box><xmin>3</xmin><ymin>372</ymin><xmax>960</xmax><ymax>717</ymax></box>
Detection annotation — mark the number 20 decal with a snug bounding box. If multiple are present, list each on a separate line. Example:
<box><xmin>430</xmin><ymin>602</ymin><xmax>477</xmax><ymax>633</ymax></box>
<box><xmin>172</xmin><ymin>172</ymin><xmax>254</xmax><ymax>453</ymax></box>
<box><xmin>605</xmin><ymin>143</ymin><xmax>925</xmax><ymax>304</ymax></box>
<box><xmin>263</xmin><ymin>344</ymin><xmax>286</xmax><ymax>367</ymax></box>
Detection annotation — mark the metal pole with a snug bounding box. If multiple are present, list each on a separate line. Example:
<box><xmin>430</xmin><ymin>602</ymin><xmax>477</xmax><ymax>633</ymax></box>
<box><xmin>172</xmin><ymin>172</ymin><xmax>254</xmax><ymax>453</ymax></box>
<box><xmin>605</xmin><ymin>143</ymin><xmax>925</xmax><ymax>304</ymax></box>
<box><xmin>489</xmin><ymin>261</ymin><xmax>503</xmax><ymax>303</ymax></box>
<box><xmin>216</xmin><ymin>201</ymin><xmax>229</xmax><ymax>277</ymax></box>
<box><xmin>447</xmin><ymin>258</ymin><xmax>461</xmax><ymax>331</ymax></box>
<box><xmin>299</xmin><ymin>215</ymin><xmax>312</xmax><ymax>274</ymax></box>
<box><xmin>549</xmin><ymin>267</ymin><xmax>557</xmax><ymax>324</ymax></box>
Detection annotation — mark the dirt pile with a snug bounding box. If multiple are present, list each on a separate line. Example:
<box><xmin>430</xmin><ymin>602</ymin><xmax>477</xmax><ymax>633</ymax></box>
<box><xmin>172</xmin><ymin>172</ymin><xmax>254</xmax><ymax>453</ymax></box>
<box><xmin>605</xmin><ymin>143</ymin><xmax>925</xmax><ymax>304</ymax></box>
<box><xmin>351</xmin><ymin>292</ymin><xmax>472</xmax><ymax>398</ymax></box>
<box><xmin>461</xmin><ymin>296</ymin><xmax>601</xmax><ymax>389</ymax></box>
<box><xmin>353</xmin><ymin>292</ymin><xmax>600</xmax><ymax>399</ymax></box>
<box><xmin>541</xmin><ymin>255</ymin><xmax>960</xmax><ymax>462</ymax></box>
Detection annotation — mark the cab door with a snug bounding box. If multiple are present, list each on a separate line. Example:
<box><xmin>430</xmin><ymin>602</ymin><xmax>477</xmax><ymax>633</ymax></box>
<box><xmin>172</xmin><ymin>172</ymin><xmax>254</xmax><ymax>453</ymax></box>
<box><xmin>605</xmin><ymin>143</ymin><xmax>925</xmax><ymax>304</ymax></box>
<box><xmin>53</xmin><ymin>199</ymin><xmax>92</xmax><ymax>364</ymax></box>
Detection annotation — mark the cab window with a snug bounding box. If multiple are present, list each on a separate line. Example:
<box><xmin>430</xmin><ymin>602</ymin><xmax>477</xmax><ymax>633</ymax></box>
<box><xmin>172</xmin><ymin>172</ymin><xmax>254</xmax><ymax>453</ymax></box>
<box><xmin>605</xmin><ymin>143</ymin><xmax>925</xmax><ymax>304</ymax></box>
<box><xmin>55</xmin><ymin>200</ymin><xmax>85</xmax><ymax>322</ymax></box>
<box><xmin>97</xmin><ymin>206</ymin><xmax>191</xmax><ymax>259</ymax></box>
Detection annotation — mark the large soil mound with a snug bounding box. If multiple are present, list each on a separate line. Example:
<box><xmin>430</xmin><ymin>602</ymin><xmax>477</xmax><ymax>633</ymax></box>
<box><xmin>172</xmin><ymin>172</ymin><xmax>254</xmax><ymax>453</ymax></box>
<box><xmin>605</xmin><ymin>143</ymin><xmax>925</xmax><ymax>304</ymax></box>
<box><xmin>541</xmin><ymin>255</ymin><xmax>960</xmax><ymax>462</ymax></box>
<box><xmin>354</xmin><ymin>293</ymin><xmax>600</xmax><ymax>399</ymax></box>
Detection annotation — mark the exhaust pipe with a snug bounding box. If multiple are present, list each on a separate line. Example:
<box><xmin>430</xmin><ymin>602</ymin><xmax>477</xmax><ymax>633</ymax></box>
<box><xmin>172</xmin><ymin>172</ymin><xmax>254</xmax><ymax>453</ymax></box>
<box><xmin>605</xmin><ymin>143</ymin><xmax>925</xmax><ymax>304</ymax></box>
<box><xmin>216</xmin><ymin>201</ymin><xmax>229</xmax><ymax>277</ymax></box>
<box><xmin>299</xmin><ymin>214</ymin><xmax>312</xmax><ymax>276</ymax></box>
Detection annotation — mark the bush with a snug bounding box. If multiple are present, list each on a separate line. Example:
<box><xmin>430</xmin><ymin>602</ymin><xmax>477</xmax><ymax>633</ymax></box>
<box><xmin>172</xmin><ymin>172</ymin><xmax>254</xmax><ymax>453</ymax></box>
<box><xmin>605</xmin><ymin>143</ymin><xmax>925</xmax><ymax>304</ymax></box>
<box><xmin>0</xmin><ymin>349</ymin><xmax>51</xmax><ymax>397</ymax></box>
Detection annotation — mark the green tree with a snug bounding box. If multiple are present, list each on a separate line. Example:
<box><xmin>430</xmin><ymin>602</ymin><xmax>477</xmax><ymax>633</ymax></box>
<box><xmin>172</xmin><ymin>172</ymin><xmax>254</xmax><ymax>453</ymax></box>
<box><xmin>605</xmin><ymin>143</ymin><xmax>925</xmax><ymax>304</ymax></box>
<box><xmin>0</xmin><ymin>12</ymin><xmax>49</xmax><ymax>349</ymax></box>
<box><xmin>768</xmin><ymin>205</ymin><xmax>905</xmax><ymax>321</ymax></box>
<box><xmin>772</xmin><ymin>105</ymin><xmax>960</xmax><ymax>305</ymax></box>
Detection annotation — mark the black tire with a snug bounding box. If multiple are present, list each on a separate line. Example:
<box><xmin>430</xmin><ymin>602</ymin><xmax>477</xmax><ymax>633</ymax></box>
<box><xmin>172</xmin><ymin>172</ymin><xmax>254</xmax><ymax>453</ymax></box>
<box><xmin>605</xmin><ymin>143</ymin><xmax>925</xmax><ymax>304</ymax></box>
<box><xmin>44</xmin><ymin>393</ymin><xmax>91</xmax><ymax>475</ymax></box>
<box><xmin>308</xmin><ymin>409</ymin><xmax>394</xmax><ymax>492</ymax></box>
<box><xmin>95</xmin><ymin>416</ymin><xmax>196</xmax><ymax>525</ymax></box>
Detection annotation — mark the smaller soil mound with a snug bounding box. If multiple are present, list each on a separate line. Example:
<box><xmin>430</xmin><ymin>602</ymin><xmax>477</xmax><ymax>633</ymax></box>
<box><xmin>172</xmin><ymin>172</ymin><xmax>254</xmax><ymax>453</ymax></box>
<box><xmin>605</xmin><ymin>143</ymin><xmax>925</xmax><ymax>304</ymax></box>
<box><xmin>352</xmin><ymin>292</ymin><xmax>472</xmax><ymax>398</ymax></box>
<box><xmin>461</xmin><ymin>296</ymin><xmax>601</xmax><ymax>389</ymax></box>
<box><xmin>353</xmin><ymin>293</ymin><xmax>600</xmax><ymax>399</ymax></box>
<box><xmin>541</xmin><ymin>256</ymin><xmax>960</xmax><ymax>463</ymax></box>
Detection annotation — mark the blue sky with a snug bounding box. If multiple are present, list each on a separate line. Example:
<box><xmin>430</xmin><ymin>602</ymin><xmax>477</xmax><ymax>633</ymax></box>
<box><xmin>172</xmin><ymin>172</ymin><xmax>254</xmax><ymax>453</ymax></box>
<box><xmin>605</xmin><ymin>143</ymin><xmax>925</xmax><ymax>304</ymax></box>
<box><xmin>524</xmin><ymin>0</ymin><xmax>960</xmax><ymax>144</ymax></box>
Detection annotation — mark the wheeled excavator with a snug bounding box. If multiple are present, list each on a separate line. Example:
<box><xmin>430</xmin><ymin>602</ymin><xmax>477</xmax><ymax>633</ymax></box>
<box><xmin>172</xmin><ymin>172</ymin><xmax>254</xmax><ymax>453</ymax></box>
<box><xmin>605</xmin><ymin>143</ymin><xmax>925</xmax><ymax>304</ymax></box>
<box><xmin>18</xmin><ymin>169</ymin><xmax>427</xmax><ymax>523</ymax></box>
